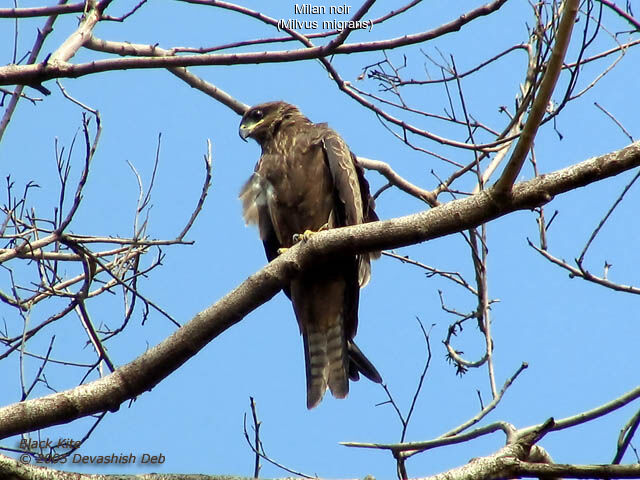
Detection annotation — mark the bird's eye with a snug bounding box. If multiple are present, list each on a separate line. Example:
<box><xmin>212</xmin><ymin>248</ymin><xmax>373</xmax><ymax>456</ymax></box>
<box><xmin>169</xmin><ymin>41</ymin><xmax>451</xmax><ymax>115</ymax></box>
<box><xmin>251</xmin><ymin>109</ymin><xmax>264</xmax><ymax>121</ymax></box>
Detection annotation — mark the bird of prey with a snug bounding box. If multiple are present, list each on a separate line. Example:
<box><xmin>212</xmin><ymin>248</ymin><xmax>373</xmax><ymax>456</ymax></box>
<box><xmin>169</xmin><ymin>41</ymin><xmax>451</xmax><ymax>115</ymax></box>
<box><xmin>238</xmin><ymin>101</ymin><xmax>382</xmax><ymax>409</ymax></box>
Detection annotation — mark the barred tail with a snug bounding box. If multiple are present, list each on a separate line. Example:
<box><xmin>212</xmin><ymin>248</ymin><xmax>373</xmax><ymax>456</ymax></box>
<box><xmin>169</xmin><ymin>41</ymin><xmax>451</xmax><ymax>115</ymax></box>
<box><xmin>304</xmin><ymin>316</ymin><xmax>349</xmax><ymax>409</ymax></box>
<box><xmin>326</xmin><ymin>316</ymin><xmax>349</xmax><ymax>399</ymax></box>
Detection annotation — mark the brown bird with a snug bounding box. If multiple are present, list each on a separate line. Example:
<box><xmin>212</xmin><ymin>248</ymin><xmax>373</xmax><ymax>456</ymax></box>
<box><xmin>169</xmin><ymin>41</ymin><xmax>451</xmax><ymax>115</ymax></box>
<box><xmin>239</xmin><ymin>101</ymin><xmax>382</xmax><ymax>409</ymax></box>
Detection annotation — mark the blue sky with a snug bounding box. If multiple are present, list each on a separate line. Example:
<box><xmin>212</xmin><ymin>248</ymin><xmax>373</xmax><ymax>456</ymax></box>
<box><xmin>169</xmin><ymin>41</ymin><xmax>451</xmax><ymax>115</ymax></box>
<box><xmin>1</xmin><ymin>0</ymin><xmax>639</xmax><ymax>478</ymax></box>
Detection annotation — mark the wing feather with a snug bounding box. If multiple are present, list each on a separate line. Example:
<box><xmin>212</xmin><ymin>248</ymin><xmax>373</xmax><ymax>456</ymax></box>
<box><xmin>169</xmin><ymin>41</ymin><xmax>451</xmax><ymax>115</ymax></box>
<box><xmin>321</xmin><ymin>134</ymin><xmax>379</xmax><ymax>287</ymax></box>
<box><xmin>239</xmin><ymin>172</ymin><xmax>281</xmax><ymax>263</ymax></box>
<box><xmin>239</xmin><ymin>173</ymin><xmax>262</xmax><ymax>227</ymax></box>
<box><xmin>322</xmin><ymin>134</ymin><xmax>363</xmax><ymax>226</ymax></box>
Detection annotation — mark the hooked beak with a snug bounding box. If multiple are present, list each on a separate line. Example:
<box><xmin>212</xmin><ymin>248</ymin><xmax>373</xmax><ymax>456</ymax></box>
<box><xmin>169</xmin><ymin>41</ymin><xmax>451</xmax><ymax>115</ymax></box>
<box><xmin>239</xmin><ymin>124</ymin><xmax>250</xmax><ymax>142</ymax></box>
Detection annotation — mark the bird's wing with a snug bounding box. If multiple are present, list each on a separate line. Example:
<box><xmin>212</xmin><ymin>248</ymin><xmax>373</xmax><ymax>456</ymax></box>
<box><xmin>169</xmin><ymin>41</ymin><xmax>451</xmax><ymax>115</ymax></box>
<box><xmin>321</xmin><ymin>133</ymin><xmax>364</xmax><ymax>226</ymax></box>
<box><xmin>239</xmin><ymin>172</ymin><xmax>281</xmax><ymax>263</ymax></box>
<box><xmin>321</xmin><ymin>133</ymin><xmax>379</xmax><ymax>287</ymax></box>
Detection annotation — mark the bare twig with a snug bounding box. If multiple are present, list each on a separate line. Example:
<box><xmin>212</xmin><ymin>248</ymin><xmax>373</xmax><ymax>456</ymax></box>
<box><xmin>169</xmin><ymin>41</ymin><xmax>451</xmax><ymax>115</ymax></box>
<box><xmin>614</xmin><ymin>407</ymin><xmax>640</xmax><ymax>464</ymax></box>
<box><xmin>439</xmin><ymin>362</ymin><xmax>528</xmax><ymax>439</ymax></box>
<box><xmin>357</xmin><ymin>157</ymin><xmax>438</xmax><ymax>206</ymax></box>
<box><xmin>529</xmin><ymin>238</ymin><xmax>640</xmax><ymax>295</ymax></box>
<box><xmin>178</xmin><ymin>139</ymin><xmax>213</xmax><ymax>240</ymax></box>
<box><xmin>578</xmin><ymin>167</ymin><xmax>640</xmax><ymax>265</ymax></box>
<box><xmin>242</xmin><ymin>398</ymin><xmax>312</xmax><ymax>478</ymax></box>
<box><xmin>101</xmin><ymin>0</ymin><xmax>147</xmax><ymax>21</ymax></box>
<box><xmin>0</xmin><ymin>0</ymin><xmax>64</xmax><ymax>142</ymax></box>
<box><xmin>247</xmin><ymin>397</ymin><xmax>261</xmax><ymax>478</ymax></box>
<box><xmin>382</xmin><ymin>251</ymin><xmax>477</xmax><ymax>294</ymax></box>
<box><xmin>494</xmin><ymin>0</ymin><xmax>579</xmax><ymax>194</ymax></box>
<box><xmin>594</xmin><ymin>102</ymin><xmax>635</xmax><ymax>142</ymax></box>
<box><xmin>598</xmin><ymin>0</ymin><xmax>640</xmax><ymax>30</ymax></box>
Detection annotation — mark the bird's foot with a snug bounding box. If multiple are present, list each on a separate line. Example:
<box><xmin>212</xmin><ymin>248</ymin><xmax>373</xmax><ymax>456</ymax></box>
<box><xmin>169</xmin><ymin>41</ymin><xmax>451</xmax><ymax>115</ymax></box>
<box><xmin>277</xmin><ymin>247</ymin><xmax>289</xmax><ymax>255</ymax></box>
<box><xmin>292</xmin><ymin>224</ymin><xmax>329</xmax><ymax>244</ymax></box>
<box><xmin>292</xmin><ymin>230</ymin><xmax>316</xmax><ymax>243</ymax></box>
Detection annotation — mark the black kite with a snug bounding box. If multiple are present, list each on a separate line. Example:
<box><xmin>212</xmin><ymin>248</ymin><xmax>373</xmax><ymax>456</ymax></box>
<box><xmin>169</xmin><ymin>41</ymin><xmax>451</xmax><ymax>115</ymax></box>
<box><xmin>239</xmin><ymin>101</ymin><xmax>382</xmax><ymax>409</ymax></box>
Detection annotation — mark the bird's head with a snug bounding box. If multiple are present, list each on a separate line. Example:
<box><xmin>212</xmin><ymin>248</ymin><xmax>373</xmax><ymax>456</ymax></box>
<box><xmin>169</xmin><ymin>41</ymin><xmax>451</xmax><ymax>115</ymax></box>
<box><xmin>239</xmin><ymin>101</ymin><xmax>304</xmax><ymax>144</ymax></box>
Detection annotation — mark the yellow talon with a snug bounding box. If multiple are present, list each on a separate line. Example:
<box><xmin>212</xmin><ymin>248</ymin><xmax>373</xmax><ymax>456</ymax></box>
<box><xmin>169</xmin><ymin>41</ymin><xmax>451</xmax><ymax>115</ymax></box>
<box><xmin>293</xmin><ymin>230</ymin><xmax>315</xmax><ymax>243</ymax></box>
<box><xmin>277</xmin><ymin>247</ymin><xmax>289</xmax><ymax>255</ymax></box>
<box><xmin>293</xmin><ymin>224</ymin><xmax>329</xmax><ymax>244</ymax></box>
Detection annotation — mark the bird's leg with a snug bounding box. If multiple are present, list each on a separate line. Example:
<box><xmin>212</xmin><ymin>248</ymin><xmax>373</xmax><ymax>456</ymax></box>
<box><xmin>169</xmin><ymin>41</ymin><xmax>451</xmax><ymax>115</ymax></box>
<box><xmin>278</xmin><ymin>224</ymin><xmax>330</xmax><ymax>254</ymax></box>
<box><xmin>293</xmin><ymin>223</ymin><xmax>329</xmax><ymax>243</ymax></box>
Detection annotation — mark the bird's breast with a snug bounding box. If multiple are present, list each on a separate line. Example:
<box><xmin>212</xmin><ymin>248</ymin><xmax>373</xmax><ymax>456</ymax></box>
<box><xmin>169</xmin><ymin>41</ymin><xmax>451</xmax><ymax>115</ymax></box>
<box><xmin>258</xmin><ymin>149</ymin><xmax>335</xmax><ymax>241</ymax></box>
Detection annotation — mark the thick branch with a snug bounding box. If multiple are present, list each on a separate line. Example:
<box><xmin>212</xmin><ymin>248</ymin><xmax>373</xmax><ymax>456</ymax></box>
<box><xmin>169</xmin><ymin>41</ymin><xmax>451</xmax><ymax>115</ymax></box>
<box><xmin>0</xmin><ymin>3</ymin><xmax>84</xmax><ymax>18</ymax></box>
<box><xmin>49</xmin><ymin>1</ymin><xmax>103</xmax><ymax>64</ymax></box>
<box><xmin>511</xmin><ymin>461</ymin><xmax>640</xmax><ymax>479</ymax></box>
<box><xmin>0</xmin><ymin>141</ymin><xmax>637</xmax><ymax>439</ymax></box>
<box><xmin>84</xmin><ymin>36</ymin><xmax>247</xmax><ymax>115</ymax></box>
<box><xmin>494</xmin><ymin>0</ymin><xmax>579</xmax><ymax>194</ymax></box>
<box><xmin>0</xmin><ymin>0</ymin><xmax>508</xmax><ymax>87</ymax></box>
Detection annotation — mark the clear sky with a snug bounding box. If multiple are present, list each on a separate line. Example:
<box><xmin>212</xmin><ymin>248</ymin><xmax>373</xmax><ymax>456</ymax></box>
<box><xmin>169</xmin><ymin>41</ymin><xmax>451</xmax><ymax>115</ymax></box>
<box><xmin>1</xmin><ymin>0</ymin><xmax>639</xmax><ymax>478</ymax></box>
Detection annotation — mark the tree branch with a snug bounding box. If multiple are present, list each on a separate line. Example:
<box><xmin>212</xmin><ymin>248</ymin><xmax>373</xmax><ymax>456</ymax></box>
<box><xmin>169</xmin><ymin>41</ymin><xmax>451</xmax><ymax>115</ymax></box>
<box><xmin>0</xmin><ymin>2</ymin><xmax>83</xmax><ymax>18</ymax></box>
<box><xmin>84</xmin><ymin>36</ymin><xmax>248</xmax><ymax>115</ymax></box>
<box><xmin>0</xmin><ymin>141</ymin><xmax>638</xmax><ymax>439</ymax></box>
<box><xmin>494</xmin><ymin>0</ymin><xmax>579</xmax><ymax>194</ymax></box>
<box><xmin>0</xmin><ymin>0</ymin><xmax>509</xmax><ymax>88</ymax></box>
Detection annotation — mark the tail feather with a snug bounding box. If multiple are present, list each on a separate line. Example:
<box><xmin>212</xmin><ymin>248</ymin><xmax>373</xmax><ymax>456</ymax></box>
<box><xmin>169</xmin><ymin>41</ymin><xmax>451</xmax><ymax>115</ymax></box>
<box><xmin>305</xmin><ymin>329</ymin><xmax>328</xmax><ymax>409</ymax></box>
<box><xmin>293</xmin><ymin>264</ymin><xmax>380</xmax><ymax>409</ymax></box>
<box><xmin>304</xmin><ymin>318</ymin><xmax>349</xmax><ymax>409</ymax></box>
<box><xmin>348</xmin><ymin>341</ymin><xmax>382</xmax><ymax>384</ymax></box>
<box><xmin>326</xmin><ymin>317</ymin><xmax>349</xmax><ymax>399</ymax></box>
